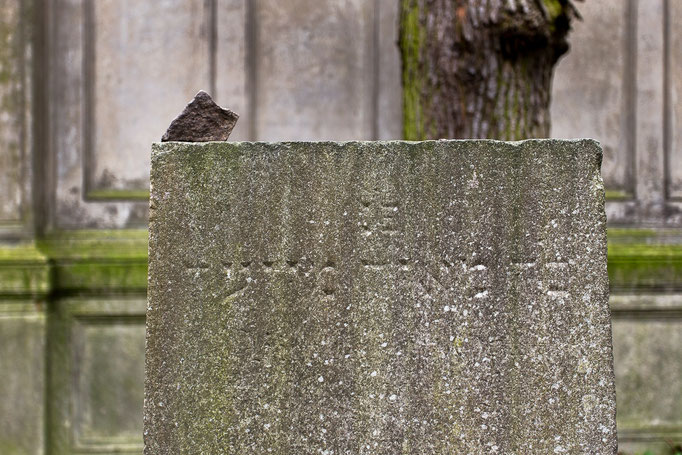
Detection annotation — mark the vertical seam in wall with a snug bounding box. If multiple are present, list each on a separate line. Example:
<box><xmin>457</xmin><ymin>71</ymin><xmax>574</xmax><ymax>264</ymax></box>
<box><xmin>33</xmin><ymin>0</ymin><xmax>52</xmax><ymax>235</ymax></box>
<box><xmin>36</xmin><ymin>5</ymin><xmax>52</xmax><ymax>451</ymax></box>
<box><xmin>208</xmin><ymin>0</ymin><xmax>217</xmax><ymax>96</ymax></box>
<box><xmin>663</xmin><ymin>0</ymin><xmax>671</xmax><ymax>200</ymax></box>
<box><xmin>48</xmin><ymin>0</ymin><xmax>56</xmax><ymax>233</ymax></box>
<box><xmin>625</xmin><ymin>0</ymin><xmax>637</xmax><ymax>199</ymax></box>
<box><xmin>245</xmin><ymin>0</ymin><xmax>258</xmax><ymax>141</ymax></box>
<box><xmin>82</xmin><ymin>0</ymin><xmax>95</xmax><ymax>197</ymax></box>
<box><xmin>19</xmin><ymin>0</ymin><xmax>28</xmax><ymax>228</ymax></box>
<box><xmin>371</xmin><ymin>0</ymin><xmax>380</xmax><ymax>140</ymax></box>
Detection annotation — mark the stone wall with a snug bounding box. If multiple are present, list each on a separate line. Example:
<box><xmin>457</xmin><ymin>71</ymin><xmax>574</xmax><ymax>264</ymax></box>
<box><xmin>0</xmin><ymin>1</ymin><xmax>679</xmax><ymax>454</ymax></box>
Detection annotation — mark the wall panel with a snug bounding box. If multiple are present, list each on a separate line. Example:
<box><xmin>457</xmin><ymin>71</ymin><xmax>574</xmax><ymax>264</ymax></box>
<box><xmin>0</xmin><ymin>0</ymin><xmax>31</xmax><ymax>236</ymax></box>
<box><xmin>634</xmin><ymin>0</ymin><xmax>666</xmax><ymax>211</ymax></box>
<box><xmin>72</xmin><ymin>320</ymin><xmax>145</xmax><ymax>451</ymax></box>
<box><xmin>254</xmin><ymin>0</ymin><xmax>375</xmax><ymax>141</ymax></box>
<box><xmin>0</xmin><ymin>304</ymin><xmax>45</xmax><ymax>455</ymax></box>
<box><xmin>669</xmin><ymin>0</ymin><xmax>682</xmax><ymax>200</ymax></box>
<box><xmin>612</xmin><ymin>303</ymin><xmax>682</xmax><ymax>451</ymax></box>
<box><xmin>51</xmin><ymin>0</ymin><xmax>212</xmax><ymax>228</ymax></box>
<box><xmin>376</xmin><ymin>0</ymin><xmax>402</xmax><ymax>140</ymax></box>
<box><xmin>551</xmin><ymin>0</ymin><xmax>631</xmax><ymax>198</ymax></box>
<box><xmin>87</xmin><ymin>0</ymin><xmax>211</xmax><ymax>199</ymax></box>
<box><xmin>215</xmin><ymin>0</ymin><xmax>249</xmax><ymax>141</ymax></box>
<box><xmin>49</xmin><ymin>298</ymin><xmax>146</xmax><ymax>455</ymax></box>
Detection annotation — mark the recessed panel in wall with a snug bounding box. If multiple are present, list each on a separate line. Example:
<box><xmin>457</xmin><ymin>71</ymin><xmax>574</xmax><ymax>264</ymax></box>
<box><xmin>255</xmin><ymin>0</ymin><xmax>375</xmax><ymax>140</ymax></box>
<box><xmin>669</xmin><ymin>1</ymin><xmax>682</xmax><ymax>200</ymax></box>
<box><xmin>612</xmin><ymin>317</ymin><xmax>682</xmax><ymax>443</ymax></box>
<box><xmin>214</xmin><ymin>0</ymin><xmax>249</xmax><ymax>141</ymax></box>
<box><xmin>376</xmin><ymin>0</ymin><xmax>402</xmax><ymax>140</ymax></box>
<box><xmin>0</xmin><ymin>305</ymin><xmax>45</xmax><ymax>455</ymax></box>
<box><xmin>551</xmin><ymin>0</ymin><xmax>631</xmax><ymax>199</ymax></box>
<box><xmin>72</xmin><ymin>314</ymin><xmax>145</xmax><ymax>451</ymax></box>
<box><xmin>87</xmin><ymin>0</ymin><xmax>211</xmax><ymax>199</ymax></box>
<box><xmin>0</xmin><ymin>0</ymin><xmax>28</xmax><ymax>227</ymax></box>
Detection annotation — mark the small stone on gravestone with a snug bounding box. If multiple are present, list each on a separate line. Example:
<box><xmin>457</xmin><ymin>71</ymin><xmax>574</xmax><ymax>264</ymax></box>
<box><xmin>161</xmin><ymin>90</ymin><xmax>238</xmax><ymax>142</ymax></box>
<box><xmin>145</xmin><ymin>140</ymin><xmax>617</xmax><ymax>454</ymax></box>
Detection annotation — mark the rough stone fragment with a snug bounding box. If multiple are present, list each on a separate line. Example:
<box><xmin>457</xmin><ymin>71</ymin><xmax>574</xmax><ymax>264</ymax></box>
<box><xmin>145</xmin><ymin>139</ymin><xmax>617</xmax><ymax>454</ymax></box>
<box><xmin>161</xmin><ymin>90</ymin><xmax>238</xmax><ymax>142</ymax></box>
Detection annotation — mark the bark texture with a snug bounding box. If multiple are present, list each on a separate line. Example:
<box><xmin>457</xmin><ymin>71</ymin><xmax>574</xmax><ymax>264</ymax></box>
<box><xmin>400</xmin><ymin>0</ymin><xmax>581</xmax><ymax>140</ymax></box>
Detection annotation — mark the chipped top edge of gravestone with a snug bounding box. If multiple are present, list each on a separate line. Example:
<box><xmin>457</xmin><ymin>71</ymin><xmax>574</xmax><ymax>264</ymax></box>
<box><xmin>161</xmin><ymin>90</ymin><xmax>239</xmax><ymax>142</ymax></box>
<box><xmin>150</xmin><ymin>138</ymin><xmax>603</xmax><ymax>159</ymax></box>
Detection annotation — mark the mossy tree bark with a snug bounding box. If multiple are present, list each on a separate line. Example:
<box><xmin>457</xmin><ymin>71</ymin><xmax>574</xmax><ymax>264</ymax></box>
<box><xmin>400</xmin><ymin>0</ymin><xmax>581</xmax><ymax>140</ymax></box>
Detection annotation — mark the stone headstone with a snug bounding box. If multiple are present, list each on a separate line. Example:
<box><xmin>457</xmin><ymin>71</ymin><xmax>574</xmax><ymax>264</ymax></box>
<box><xmin>145</xmin><ymin>139</ymin><xmax>617</xmax><ymax>454</ymax></box>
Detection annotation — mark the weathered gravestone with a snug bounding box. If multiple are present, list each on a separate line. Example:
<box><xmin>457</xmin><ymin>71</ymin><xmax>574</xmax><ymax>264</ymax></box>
<box><xmin>145</xmin><ymin>139</ymin><xmax>617</xmax><ymax>454</ymax></box>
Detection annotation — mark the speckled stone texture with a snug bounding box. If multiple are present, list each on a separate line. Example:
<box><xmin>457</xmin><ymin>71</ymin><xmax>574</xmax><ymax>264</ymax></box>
<box><xmin>145</xmin><ymin>140</ymin><xmax>616</xmax><ymax>454</ymax></box>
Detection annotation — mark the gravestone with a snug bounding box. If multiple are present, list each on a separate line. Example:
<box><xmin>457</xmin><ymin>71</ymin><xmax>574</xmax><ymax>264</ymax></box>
<box><xmin>145</xmin><ymin>139</ymin><xmax>617</xmax><ymax>454</ymax></box>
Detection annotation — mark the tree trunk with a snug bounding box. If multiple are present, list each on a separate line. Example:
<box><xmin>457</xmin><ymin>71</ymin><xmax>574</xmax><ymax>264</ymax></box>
<box><xmin>399</xmin><ymin>0</ymin><xmax>581</xmax><ymax>140</ymax></box>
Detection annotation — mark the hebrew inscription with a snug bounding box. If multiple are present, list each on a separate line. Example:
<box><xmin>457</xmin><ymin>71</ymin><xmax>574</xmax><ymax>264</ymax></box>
<box><xmin>146</xmin><ymin>140</ymin><xmax>616</xmax><ymax>454</ymax></box>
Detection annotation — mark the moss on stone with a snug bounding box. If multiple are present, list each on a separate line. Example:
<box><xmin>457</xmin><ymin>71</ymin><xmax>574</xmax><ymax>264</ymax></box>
<box><xmin>399</xmin><ymin>0</ymin><xmax>427</xmax><ymax>140</ymax></box>
<box><xmin>604</xmin><ymin>189</ymin><xmax>631</xmax><ymax>200</ymax></box>
<box><xmin>541</xmin><ymin>0</ymin><xmax>564</xmax><ymax>22</ymax></box>
<box><xmin>0</xmin><ymin>243</ymin><xmax>49</xmax><ymax>297</ymax></box>
<box><xmin>608</xmin><ymin>228</ymin><xmax>682</xmax><ymax>291</ymax></box>
<box><xmin>36</xmin><ymin>229</ymin><xmax>148</xmax><ymax>260</ymax></box>
<box><xmin>33</xmin><ymin>230</ymin><xmax>149</xmax><ymax>294</ymax></box>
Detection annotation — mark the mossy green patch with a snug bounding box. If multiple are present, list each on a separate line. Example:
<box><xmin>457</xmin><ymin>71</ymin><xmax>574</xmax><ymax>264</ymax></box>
<box><xmin>608</xmin><ymin>228</ymin><xmax>682</xmax><ymax>291</ymax></box>
<box><xmin>0</xmin><ymin>243</ymin><xmax>49</xmax><ymax>297</ymax></box>
<box><xmin>541</xmin><ymin>0</ymin><xmax>563</xmax><ymax>22</ymax></box>
<box><xmin>0</xmin><ymin>242</ymin><xmax>47</xmax><ymax>262</ymax></box>
<box><xmin>605</xmin><ymin>189</ymin><xmax>631</xmax><ymax>200</ymax></box>
<box><xmin>608</xmin><ymin>227</ymin><xmax>682</xmax><ymax>243</ymax></box>
<box><xmin>34</xmin><ymin>230</ymin><xmax>149</xmax><ymax>294</ymax></box>
<box><xmin>52</xmin><ymin>260</ymin><xmax>148</xmax><ymax>294</ymax></box>
<box><xmin>400</xmin><ymin>0</ymin><xmax>427</xmax><ymax>140</ymax></box>
<box><xmin>37</xmin><ymin>229</ymin><xmax>148</xmax><ymax>260</ymax></box>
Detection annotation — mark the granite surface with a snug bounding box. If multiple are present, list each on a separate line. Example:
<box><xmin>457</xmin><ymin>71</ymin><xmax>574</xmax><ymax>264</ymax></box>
<box><xmin>145</xmin><ymin>139</ymin><xmax>616</xmax><ymax>454</ymax></box>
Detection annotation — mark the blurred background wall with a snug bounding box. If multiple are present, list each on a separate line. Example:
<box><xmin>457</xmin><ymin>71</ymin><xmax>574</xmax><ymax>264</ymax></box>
<box><xmin>0</xmin><ymin>0</ymin><xmax>680</xmax><ymax>454</ymax></box>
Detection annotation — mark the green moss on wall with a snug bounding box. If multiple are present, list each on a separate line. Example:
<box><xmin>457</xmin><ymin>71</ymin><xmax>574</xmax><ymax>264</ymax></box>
<box><xmin>0</xmin><ymin>230</ymin><xmax>149</xmax><ymax>296</ymax></box>
<box><xmin>86</xmin><ymin>189</ymin><xmax>151</xmax><ymax>201</ymax></box>
<box><xmin>0</xmin><ymin>243</ymin><xmax>49</xmax><ymax>297</ymax></box>
<box><xmin>400</xmin><ymin>0</ymin><xmax>427</xmax><ymax>140</ymax></box>
<box><xmin>36</xmin><ymin>229</ymin><xmax>148</xmax><ymax>260</ymax></box>
<box><xmin>605</xmin><ymin>189</ymin><xmax>631</xmax><ymax>201</ymax></box>
<box><xmin>608</xmin><ymin>228</ymin><xmax>682</xmax><ymax>292</ymax></box>
<box><xmin>37</xmin><ymin>230</ymin><xmax>149</xmax><ymax>294</ymax></box>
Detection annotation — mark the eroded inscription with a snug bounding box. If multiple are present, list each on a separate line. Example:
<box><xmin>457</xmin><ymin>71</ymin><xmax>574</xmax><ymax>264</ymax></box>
<box><xmin>182</xmin><ymin>253</ymin><xmax>571</xmax><ymax>303</ymax></box>
<box><xmin>181</xmin><ymin>194</ymin><xmax>572</xmax><ymax>303</ymax></box>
